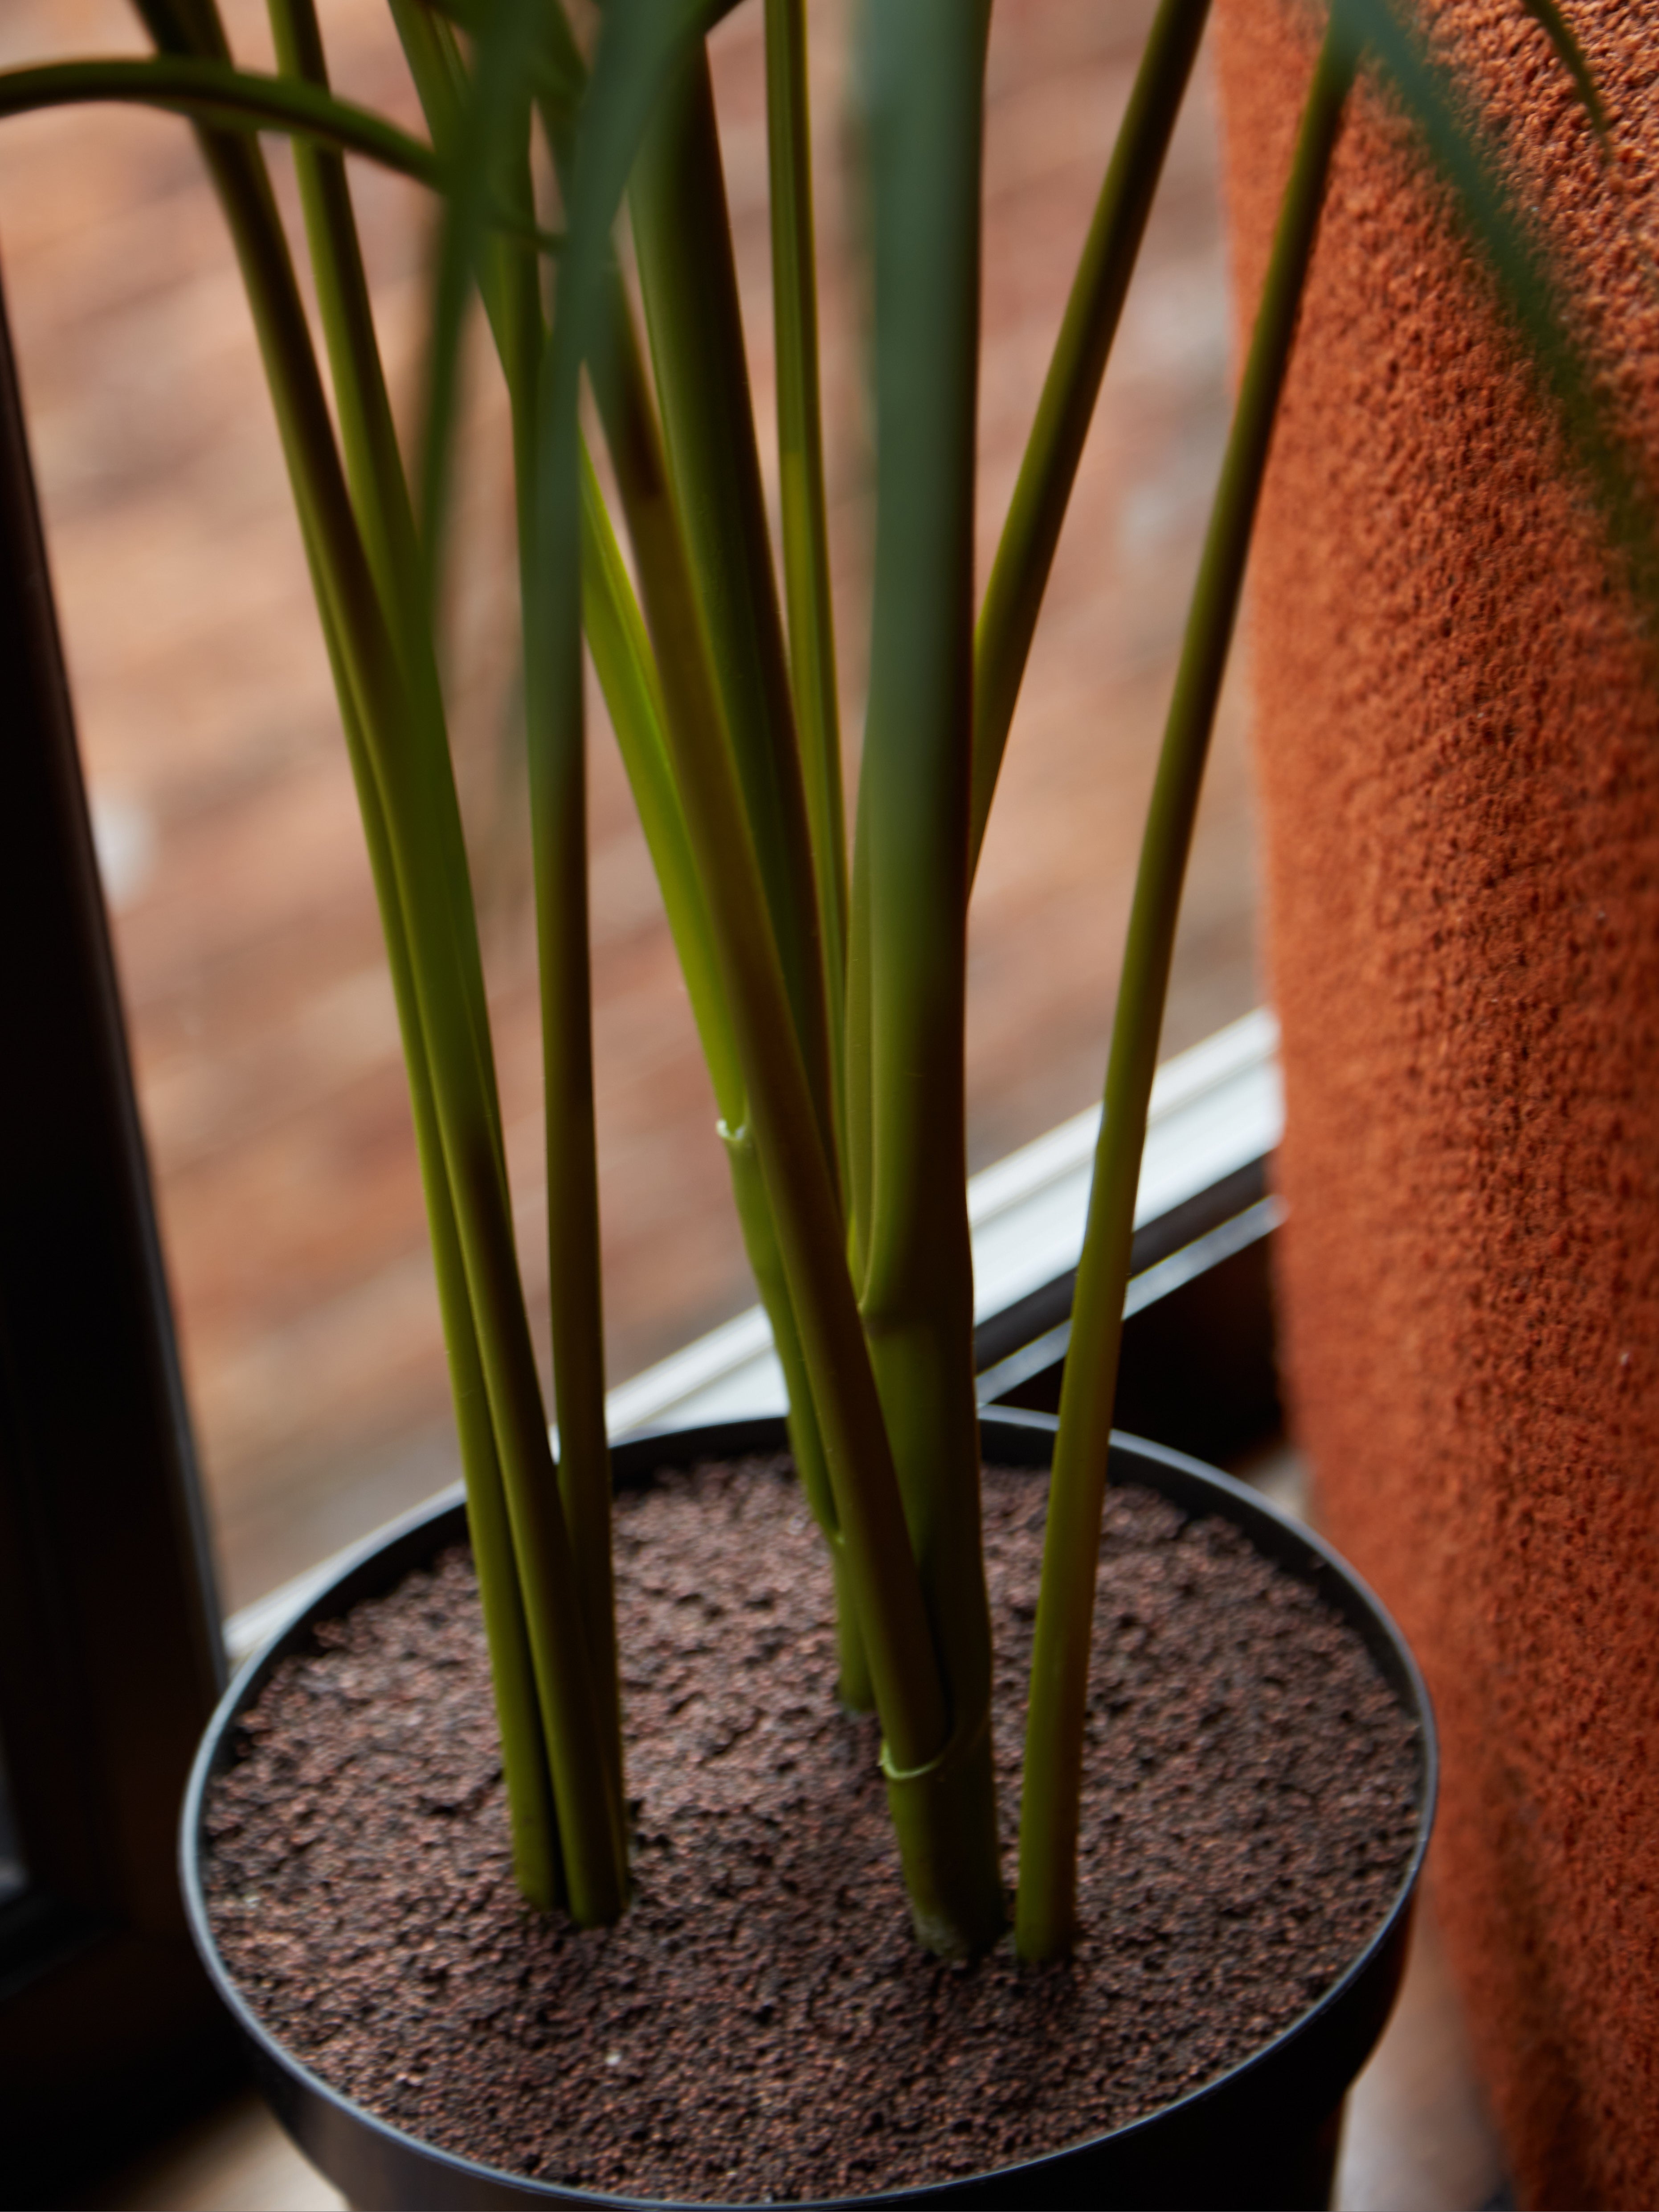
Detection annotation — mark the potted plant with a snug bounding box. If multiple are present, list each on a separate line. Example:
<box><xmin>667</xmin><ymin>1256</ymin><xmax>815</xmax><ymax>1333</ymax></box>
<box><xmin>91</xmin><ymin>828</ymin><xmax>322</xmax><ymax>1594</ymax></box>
<box><xmin>8</xmin><ymin>0</ymin><xmax>1590</xmax><ymax>2199</ymax></box>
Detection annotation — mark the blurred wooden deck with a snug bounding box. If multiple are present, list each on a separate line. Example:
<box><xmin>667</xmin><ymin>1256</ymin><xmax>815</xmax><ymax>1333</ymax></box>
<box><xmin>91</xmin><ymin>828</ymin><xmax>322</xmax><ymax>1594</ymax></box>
<box><xmin>0</xmin><ymin>0</ymin><xmax>1259</xmax><ymax>1609</ymax></box>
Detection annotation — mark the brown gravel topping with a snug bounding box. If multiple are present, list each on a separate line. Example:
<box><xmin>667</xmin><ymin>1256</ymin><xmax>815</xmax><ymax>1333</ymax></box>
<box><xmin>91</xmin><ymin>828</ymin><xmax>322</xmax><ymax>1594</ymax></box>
<box><xmin>204</xmin><ymin>1457</ymin><xmax>1420</xmax><ymax>2202</ymax></box>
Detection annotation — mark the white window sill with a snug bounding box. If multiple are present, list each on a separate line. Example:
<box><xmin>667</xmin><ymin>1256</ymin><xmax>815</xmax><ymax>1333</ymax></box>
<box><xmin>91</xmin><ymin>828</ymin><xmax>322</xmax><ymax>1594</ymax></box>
<box><xmin>225</xmin><ymin>1009</ymin><xmax>1281</xmax><ymax>1665</ymax></box>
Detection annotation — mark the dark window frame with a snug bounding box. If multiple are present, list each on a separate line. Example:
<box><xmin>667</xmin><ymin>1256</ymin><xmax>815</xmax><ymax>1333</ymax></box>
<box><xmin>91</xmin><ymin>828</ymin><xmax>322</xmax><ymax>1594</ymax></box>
<box><xmin>0</xmin><ymin>267</ymin><xmax>237</xmax><ymax>2208</ymax></box>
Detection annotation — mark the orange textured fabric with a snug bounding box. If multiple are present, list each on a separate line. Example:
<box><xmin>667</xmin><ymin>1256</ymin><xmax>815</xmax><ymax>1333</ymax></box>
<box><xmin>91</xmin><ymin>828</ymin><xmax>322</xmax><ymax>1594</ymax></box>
<box><xmin>1213</xmin><ymin>4</ymin><xmax>1659</xmax><ymax>2204</ymax></box>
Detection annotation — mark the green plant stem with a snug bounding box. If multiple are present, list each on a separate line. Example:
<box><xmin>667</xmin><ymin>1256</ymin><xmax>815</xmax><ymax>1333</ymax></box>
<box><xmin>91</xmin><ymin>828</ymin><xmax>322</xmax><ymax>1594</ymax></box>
<box><xmin>719</xmin><ymin>1120</ymin><xmax>872</xmax><ymax>1709</ymax></box>
<box><xmin>628</xmin><ymin>47</ymin><xmax>839</xmax><ymax>1189</ymax></box>
<box><xmin>1015</xmin><ymin>21</ymin><xmax>1353</xmax><ymax>1964</ymax></box>
<box><xmin>539</xmin><ymin>0</ymin><xmax>960</xmax><ymax>1934</ymax></box>
<box><xmin>412</xmin><ymin>0</ymin><xmax>539</xmax><ymax>597</ymax></box>
<box><xmin>764</xmin><ymin>0</ymin><xmax>849</xmax><ymax>1186</ymax></box>
<box><xmin>854</xmin><ymin>0</ymin><xmax>1005</xmax><ymax>1956</ymax></box>
<box><xmin>394</xmin><ymin>0</ymin><xmax>628</xmax><ymax>1844</ymax></box>
<box><xmin>268</xmin><ymin>0</ymin><xmax>419</xmax><ymax>618</ymax></box>
<box><xmin>577</xmin><ymin>384</ymin><xmax>941</xmax><ymax>1783</ymax></box>
<box><xmin>134</xmin><ymin>0</ymin><xmax>627</xmax><ymax>1925</ymax></box>
<box><xmin>514</xmin><ymin>289</ymin><xmax>625</xmax><ymax>1844</ymax></box>
<box><xmin>578</xmin><ymin>446</ymin><xmax>870</xmax><ymax>1710</ymax></box>
<box><xmin>313</xmin><ymin>579</ymin><xmax>564</xmax><ymax>1910</ymax></box>
<box><xmin>264</xmin><ymin>0</ymin><xmax>567</xmax><ymax>1909</ymax></box>
<box><xmin>546</xmin><ymin>54</ymin><xmax>873</xmax><ymax>1703</ymax></box>
<box><xmin>970</xmin><ymin>0</ymin><xmax>1210</xmax><ymax>880</ymax></box>
<box><xmin>232</xmin><ymin>149</ymin><xmax>624</xmax><ymax>1923</ymax></box>
<box><xmin>549</xmin><ymin>25</ymin><xmax>857</xmax><ymax>1673</ymax></box>
<box><xmin>844</xmin><ymin>782</ymin><xmax>874</xmax><ymax>1293</ymax></box>
<box><xmin>520</xmin><ymin>9</ymin><xmax>862</xmax><ymax>1693</ymax></box>
<box><xmin>0</xmin><ymin>54</ymin><xmax>446</xmax><ymax>189</ymax></box>
<box><xmin>580</xmin><ymin>451</ymin><xmax>739</xmax><ymax>1115</ymax></box>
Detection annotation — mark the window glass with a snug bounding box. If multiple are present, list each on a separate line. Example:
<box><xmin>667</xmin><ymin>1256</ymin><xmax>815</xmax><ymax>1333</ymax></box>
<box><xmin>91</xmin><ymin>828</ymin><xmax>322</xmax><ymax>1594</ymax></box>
<box><xmin>0</xmin><ymin>0</ymin><xmax>1258</xmax><ymax>1611</ymax></box>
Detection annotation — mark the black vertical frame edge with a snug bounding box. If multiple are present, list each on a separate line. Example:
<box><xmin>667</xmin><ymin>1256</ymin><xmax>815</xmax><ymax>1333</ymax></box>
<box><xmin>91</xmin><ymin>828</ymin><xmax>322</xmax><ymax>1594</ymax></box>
<box><xmin>0</xmin><ymin>254</ymin><xmax>239</xmax><ymax>2202</ymax></box>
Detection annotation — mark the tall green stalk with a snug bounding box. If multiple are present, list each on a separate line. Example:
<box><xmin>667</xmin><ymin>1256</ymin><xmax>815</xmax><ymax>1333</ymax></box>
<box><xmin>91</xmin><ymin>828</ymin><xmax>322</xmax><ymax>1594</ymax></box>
<box><xmin>850</xmin><ymin>0</ymin><xmax>1005</xmax><ymax>1956</ymax></box>
<box><xmin>1015</xmin><ymin>19</ymin><xmax>1355</xmax><ymax>1963</ymax></box>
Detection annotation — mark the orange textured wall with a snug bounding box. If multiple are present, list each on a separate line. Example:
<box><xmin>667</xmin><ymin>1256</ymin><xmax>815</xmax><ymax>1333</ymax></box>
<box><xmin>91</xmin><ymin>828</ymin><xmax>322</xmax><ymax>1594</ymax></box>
<box><xmin>1214</xmin><ymin>4</ymin><xmax>1659</xmax><ymax>2204</ymax></box>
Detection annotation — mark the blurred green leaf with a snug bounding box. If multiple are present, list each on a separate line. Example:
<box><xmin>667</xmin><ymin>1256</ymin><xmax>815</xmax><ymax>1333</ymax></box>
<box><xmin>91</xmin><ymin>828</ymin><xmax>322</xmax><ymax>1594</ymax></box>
<box><xmin>1340</xmin><ymin>0</ymin><xmax>1659</xmax><ymax>626</ymax></box>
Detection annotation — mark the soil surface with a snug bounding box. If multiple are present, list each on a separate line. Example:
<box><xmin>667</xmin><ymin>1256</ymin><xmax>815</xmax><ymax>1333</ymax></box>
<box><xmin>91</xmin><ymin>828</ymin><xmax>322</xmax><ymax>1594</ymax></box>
<box><xmin>204</xmin><ymin>1457</ymin><xmax>1421</xmax><ymax>2203</ymax></box>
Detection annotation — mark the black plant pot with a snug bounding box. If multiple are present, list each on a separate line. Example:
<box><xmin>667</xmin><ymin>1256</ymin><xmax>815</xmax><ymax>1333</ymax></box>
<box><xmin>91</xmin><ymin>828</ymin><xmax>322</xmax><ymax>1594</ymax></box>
<box><xmin>181</xmin><ymin>1410</ymin><xmax>1436</xmax><ymax>2212</ymax></box>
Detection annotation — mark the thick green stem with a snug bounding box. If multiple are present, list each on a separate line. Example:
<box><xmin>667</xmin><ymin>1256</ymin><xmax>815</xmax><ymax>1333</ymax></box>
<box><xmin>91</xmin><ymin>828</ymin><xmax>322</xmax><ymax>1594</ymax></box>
<box><xmin>970</xmin><ymin>0</ymin><xmax>1210</xmax><ymax>880</ymax></box>
<box><xmin>629</xmin><ymin>47</ymin><xmax>839</xmax><ymax>1191</ymax></box>
<box><xmin>849</xmin><ymin>0</ymin><xmax>1005</xmax><ymax>1956</ymax></box>
<box><xmin>580</xmin><ymin>452</ymin><xmax>872</xmax><ymax>1708</ymax></box>
<box><xmin>1016</xmin><ymin>22</ymin><xmax>1353</xmax><ymax>1963</ymax></box>
<box><xmin>721</xmin><ymin>1120</ymin><xmax>873</xmax><ymax>1711</ymax></box>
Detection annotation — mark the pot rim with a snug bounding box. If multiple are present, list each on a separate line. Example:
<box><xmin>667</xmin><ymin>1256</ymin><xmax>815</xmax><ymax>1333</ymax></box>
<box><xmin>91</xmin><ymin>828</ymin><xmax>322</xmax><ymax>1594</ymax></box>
<box><xmin>180</xmin><ymin>1412</ymin><xmax>1437</xmax><ymax>2212</ymax></box>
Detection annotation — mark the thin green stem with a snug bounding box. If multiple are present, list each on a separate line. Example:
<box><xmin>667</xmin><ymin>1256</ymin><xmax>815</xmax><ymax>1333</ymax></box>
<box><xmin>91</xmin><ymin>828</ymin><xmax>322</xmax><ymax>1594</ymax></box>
<box><xmin>413</xmin><ymin>0</ymin><xmax>536</xmax><ymax>600</ymax></box>
<box><xmin>519</xmin><ymin>320</ymin><xmax>625</xmax><ymax>1842</ymax></box>
<box><xmin>135</xmin><ymin>0</ymin><xmax>626</xmax><ymax>1922</ymax></box>
<box><xmin>0</xmin><ymin>55</ymin><xmax>445</xmax><ymax>188</ymax></box>
<box><xmin>970</xmin><ymin>0</ymin><xmax>1210</xmax><ymax>882</ymax></box>
<box><xmin>266</xmin><ymin>0</ymin><xmax>565</xmax><ymax>1910</ymax></box>
<box><xmin>1016</xmin><ymin>20</ymin><xmax>1353</xmax><ymax>1963</ymax></box>
<box><xmin>765</xmin><ymin>0</ymin><xmax>849</xmax><ymax>1185</ymax></box>
<box><xmin>844</xmin><ymin>772</ymin><xmax>874</xmax><ymax>1294</ymax></box>
<box><xmin>260</xmin><ymin>0</ymin><xmax>513</xmax><ymax>1258</ymax></box>
<box><xmin>395</xmin><ymin>0</ymin><xmax>628</xmax><ymax>1875</ymax></box>
<box><xmin>312</xmin><ymin>580</ymin><xmax>564</xmax><ymax>1910</ymax></box>
<box><xmin>224</xmin><ymin>141</ymin><xmax>624</xmax><ymax>1924</ymax></box>
<box><xmin>580</xmin><ymin>450</ymin><xmax>740</xmax><ymax>1117</ymax></box>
